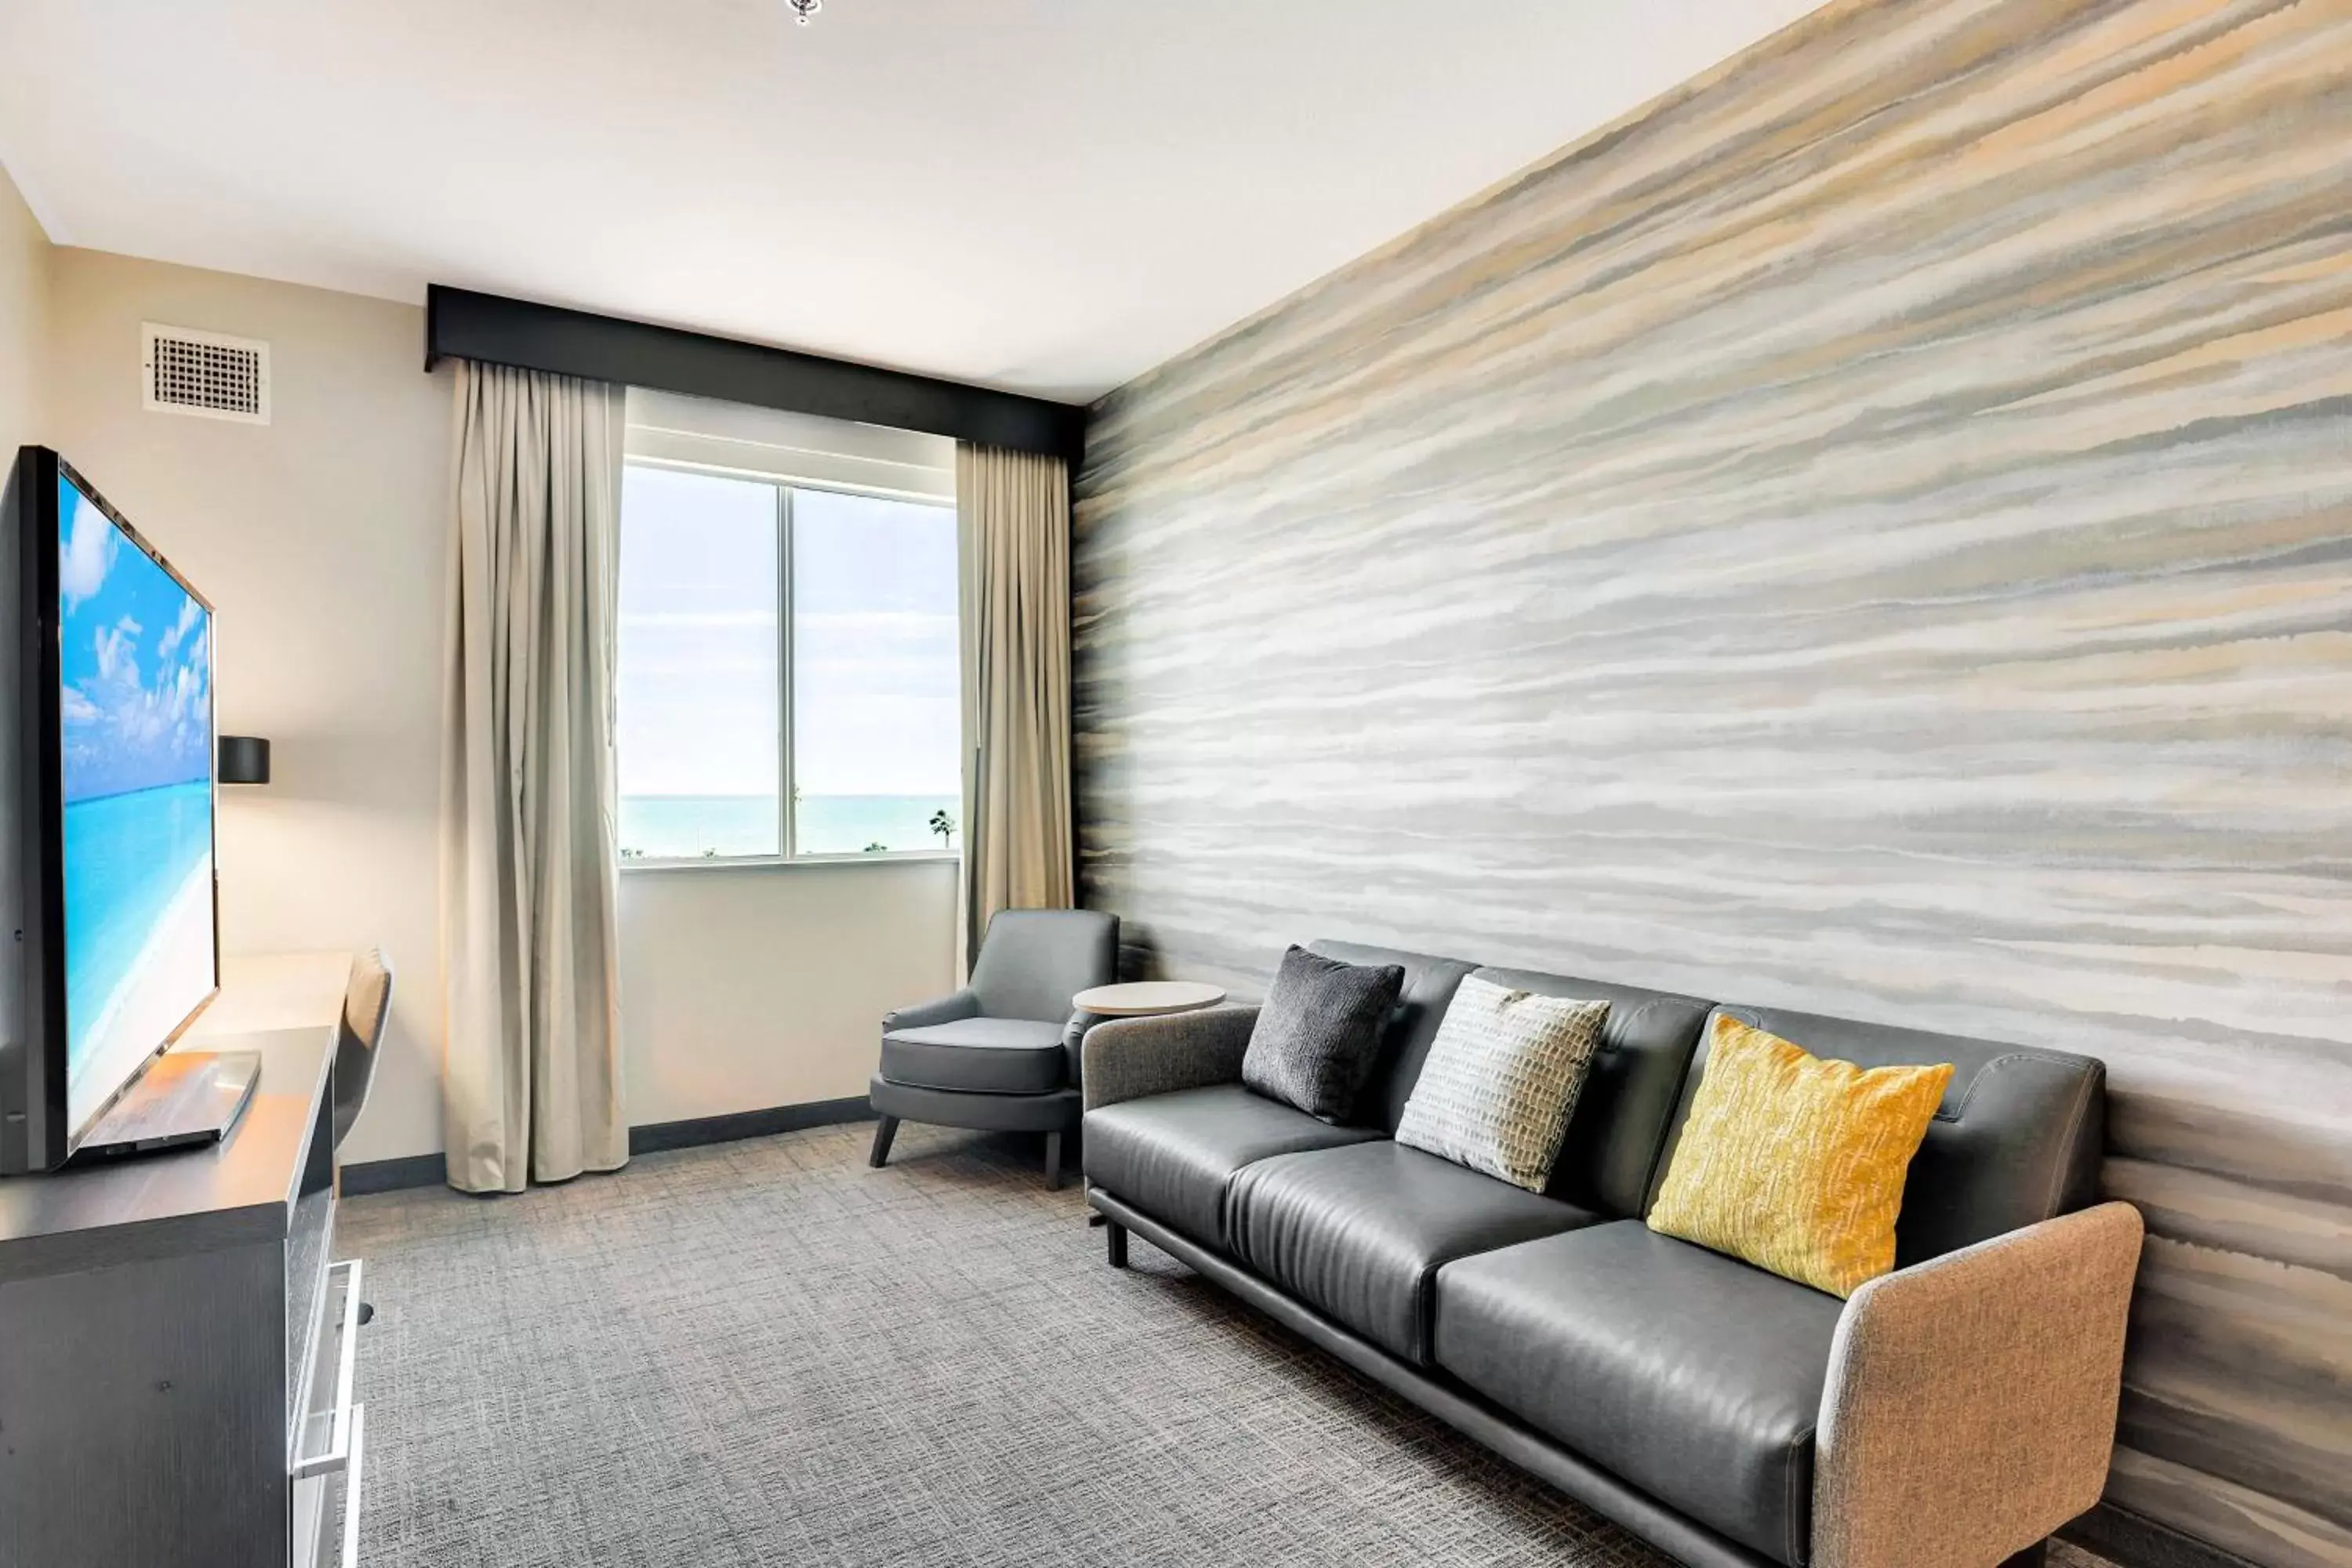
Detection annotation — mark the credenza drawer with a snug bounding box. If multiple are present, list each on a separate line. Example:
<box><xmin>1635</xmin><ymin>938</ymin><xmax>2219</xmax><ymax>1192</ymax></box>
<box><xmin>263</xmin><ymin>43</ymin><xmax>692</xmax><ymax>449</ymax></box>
<box><xmin>289</xmin><ymin>1258</ymin><xmax>365</xmax><ymax>1568</ymax></box>
<box><xmin>291</xmin><ymin>1403</ymin><xmax>365</xmax><ymax>1568</ymax></box>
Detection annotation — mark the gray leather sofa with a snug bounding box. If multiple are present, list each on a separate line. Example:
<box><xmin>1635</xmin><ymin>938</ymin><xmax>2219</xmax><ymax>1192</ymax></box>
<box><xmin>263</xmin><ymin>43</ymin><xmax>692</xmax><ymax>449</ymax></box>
<box><xmin>1081</xmin><ymin>941</ymin><xmax>2142</xmax><ymax>1568</ymax></box>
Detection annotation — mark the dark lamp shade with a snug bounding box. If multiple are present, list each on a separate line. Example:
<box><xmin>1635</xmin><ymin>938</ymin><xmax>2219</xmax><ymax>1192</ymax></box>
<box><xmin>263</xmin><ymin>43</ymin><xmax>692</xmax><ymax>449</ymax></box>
<box><xmin>218</xmin><ymin>735</ymin><xmax>271</xmax><ymax>786</ymax></box>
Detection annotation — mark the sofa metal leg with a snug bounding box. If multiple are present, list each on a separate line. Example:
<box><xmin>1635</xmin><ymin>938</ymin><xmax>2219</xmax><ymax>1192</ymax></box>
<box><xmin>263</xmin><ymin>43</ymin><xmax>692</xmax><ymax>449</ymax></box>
<box><xmin>1045</xmin><ymin>1131</ymin><xmax>1065</xmax><ymax>1190</ymax></box>
<box><xmin>1998</xmin><ymin>1542</ymin><xmax>2047</xmax><ymax>1568</ymax></box>
<box><xmin>1105</xmin><ymin>1218</ymin><xmax>1129</xmax><ymax>1269</ymax></box>
<box><xmin>867</xmin><ymin>1115</ymin><xmax>899</xmax><ymax>1169</ymax></box>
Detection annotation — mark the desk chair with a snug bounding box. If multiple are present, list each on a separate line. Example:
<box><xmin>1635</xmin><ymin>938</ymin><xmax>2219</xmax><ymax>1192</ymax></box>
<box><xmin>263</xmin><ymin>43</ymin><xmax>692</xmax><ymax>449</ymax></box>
<box><xmin>332</xmin><ymin>948</ymin><xmax>394</xmax><ymax>1151</ymax></box>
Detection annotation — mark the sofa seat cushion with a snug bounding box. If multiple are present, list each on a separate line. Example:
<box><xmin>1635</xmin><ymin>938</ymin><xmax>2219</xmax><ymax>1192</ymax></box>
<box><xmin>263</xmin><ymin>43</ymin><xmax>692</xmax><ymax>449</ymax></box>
<box><xmin>880</xmin><ymin>1018</ymin><xmax>1070</xmax><ymax>1095</ymax></box>
<box><xmin>1229</xmin><ymin>1140</ymin><xmax>1599</xmax><ymax>1365</ymax></box>
<box><xmin>1083</xmin><ymin>1084</ymin><xmax>1385</xmax><ymax>1248</ymax></box>
<box><xmin>1434</xmin><ymin>1221</ymin><xmax>1843</xmax><ymax>1566</ymax></box>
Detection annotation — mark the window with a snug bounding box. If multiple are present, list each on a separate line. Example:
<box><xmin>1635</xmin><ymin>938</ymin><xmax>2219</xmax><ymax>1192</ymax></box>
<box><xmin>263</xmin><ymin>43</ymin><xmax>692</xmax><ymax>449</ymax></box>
<box><xmin>789</xmin><ymin>488</ymin><xmax>961</xmax><ymax>854</ymax></box>
<box><xmin>616</xmin><ymin>467</ymin><xmax>781</xmax><ymax>858</ymax></box>
<box><xmin>616</xmin><ymin>463</ymin><xmax>960</xmax><ymax>863</ymax></box>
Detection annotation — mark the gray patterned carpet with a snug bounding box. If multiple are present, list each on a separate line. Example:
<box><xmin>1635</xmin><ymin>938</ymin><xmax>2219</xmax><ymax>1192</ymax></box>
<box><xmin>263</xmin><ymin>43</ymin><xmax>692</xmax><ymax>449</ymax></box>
<box><xmin>341</xmin><ymin>1122</ymin><xmax>2115</xmax><ymax>1568</ymax></box>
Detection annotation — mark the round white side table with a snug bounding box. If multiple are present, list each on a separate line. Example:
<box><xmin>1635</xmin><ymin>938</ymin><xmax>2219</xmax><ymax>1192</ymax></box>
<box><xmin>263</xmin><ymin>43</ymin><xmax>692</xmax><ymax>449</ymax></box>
<box><xmin>1072</xmin><ymin>980</ymin><xmax>1228</xmax><ymax>1018</ymax></box>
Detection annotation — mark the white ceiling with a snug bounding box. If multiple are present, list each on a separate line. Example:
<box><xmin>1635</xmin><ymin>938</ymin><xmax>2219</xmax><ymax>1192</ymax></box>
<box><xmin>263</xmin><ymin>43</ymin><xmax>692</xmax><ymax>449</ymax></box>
<box><xmin>0</xmin><ymin>1</ymin><xmax>1824</xmax><ymax>403</ymax></box>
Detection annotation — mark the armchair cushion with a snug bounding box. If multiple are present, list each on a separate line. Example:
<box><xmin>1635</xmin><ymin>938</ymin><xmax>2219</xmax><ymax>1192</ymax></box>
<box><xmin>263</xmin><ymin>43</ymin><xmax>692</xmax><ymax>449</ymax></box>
<box><xmin>880</xmin><ymin>1017</ymin><xmax>1069</xmax><ymax>1095</ymax></box>
<box><xmin>1434</xmin><ymin>1220</ymin><xmax>1842</xmax><ymax>1566</ymax></box>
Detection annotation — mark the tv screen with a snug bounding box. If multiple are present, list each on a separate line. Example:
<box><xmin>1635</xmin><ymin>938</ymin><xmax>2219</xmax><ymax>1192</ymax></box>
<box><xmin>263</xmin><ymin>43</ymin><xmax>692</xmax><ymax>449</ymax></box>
<box><xmin>54</xmin><ymin>468</ymin><xmax>216</xmax><ymax>1138</ymax></box>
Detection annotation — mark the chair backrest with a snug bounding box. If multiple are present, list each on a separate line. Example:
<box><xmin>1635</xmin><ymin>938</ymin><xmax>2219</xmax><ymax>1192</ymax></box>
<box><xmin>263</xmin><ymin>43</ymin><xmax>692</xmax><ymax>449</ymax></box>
<box><xmin>970</xmin><ymin>909</ymin><xmax>1119</xmax><ymax>1024</ymax></box>
<box><xmin>332</xmin><ymin>948</ymin><xmax>394</xmax><ymax>1151</ymax></box>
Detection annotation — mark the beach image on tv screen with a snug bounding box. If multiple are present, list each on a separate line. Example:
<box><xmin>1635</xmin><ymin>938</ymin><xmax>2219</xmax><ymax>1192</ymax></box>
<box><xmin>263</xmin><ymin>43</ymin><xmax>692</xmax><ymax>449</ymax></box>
<box><xmin>56</xmin><ymin>474</ymin><xmax>216</xmax><ymax>1135</ymax></box>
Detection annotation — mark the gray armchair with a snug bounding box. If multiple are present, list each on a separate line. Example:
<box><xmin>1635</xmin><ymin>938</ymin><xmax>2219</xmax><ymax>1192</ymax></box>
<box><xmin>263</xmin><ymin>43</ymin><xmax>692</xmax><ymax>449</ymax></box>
<box><xmin>868</xmin><ymin>909</ymin><xmax>1119</xmax><ymax>1188</ymax></box>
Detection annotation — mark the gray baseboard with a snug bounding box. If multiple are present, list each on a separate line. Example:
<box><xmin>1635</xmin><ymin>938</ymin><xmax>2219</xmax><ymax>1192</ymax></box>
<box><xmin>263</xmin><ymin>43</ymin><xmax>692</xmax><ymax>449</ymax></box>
<box><xmin>2062</xmin><ymin>1503</ymin><xmax>2259</xmax><ymax>1568</ymax></box>
<box><xmin>339</xmin><ymin>1095</ymin><xmax>877</xmax><ymax>1194</ymax></box>
<box><xmin>341</xmin><ymin>1152</ymin><xmax>446</xmax><ymax>1195</ymax></box>
<box><xmin>627</xmin><ymin>1096</ymin><xmax>876</xmax><ymax>1155</ymax></box>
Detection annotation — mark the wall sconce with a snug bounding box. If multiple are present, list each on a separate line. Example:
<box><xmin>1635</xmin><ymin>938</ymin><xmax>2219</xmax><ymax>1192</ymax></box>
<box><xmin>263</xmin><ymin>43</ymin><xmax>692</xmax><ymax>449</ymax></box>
<box><xmin>219</xmin><ymin>735</ymin><xmax>271</xmax><ymax>786</ymax></box>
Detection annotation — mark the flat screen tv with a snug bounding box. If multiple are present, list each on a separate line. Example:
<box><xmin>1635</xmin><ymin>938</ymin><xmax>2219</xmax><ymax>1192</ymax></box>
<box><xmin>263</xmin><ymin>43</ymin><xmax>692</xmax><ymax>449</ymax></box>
<box><xmin>0</xmin><ymin>447</ymin><xmax>218</xmax><ymax>1174</ymax></box>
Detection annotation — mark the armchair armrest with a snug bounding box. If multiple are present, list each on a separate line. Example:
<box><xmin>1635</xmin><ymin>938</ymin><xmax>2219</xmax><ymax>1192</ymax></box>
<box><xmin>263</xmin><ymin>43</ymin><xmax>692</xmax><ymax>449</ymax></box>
<box><xmin>883</xmin><ymin>988</ymin><xmax>981</xmax><ymax>1033</ymax></box>
<box><xmin>1082</xmin><ymin>1005</ymin><xmax>1260</xmax><ymax>1112</ymax></box>
<box><xmin>1812</xmin><ymin>1200</ymin><xmax>2143</xmax><ymax>1568</ymax></box>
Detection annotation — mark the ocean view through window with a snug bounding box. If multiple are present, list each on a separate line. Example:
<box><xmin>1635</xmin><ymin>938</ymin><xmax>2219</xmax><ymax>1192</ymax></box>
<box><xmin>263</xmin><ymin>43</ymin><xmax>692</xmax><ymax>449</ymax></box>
<box><xmin>791</xmin><ymin>488</ymin><xmax>959</xmax><ymax>855</ymax></box>
<box><xmin>616</xmin><ymin>461</ymin><xmax>959</xmax><ymax>863</ymax></box>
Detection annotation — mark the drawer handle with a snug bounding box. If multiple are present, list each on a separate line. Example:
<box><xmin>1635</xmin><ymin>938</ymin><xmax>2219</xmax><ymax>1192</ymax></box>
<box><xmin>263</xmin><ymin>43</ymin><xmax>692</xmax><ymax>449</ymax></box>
<box><xmin>293</xmin><ymin>1258</ymin><xmax>365</xmax><ymax>1479</ymax></box>
<box><xmin>339</xmin><ymin>1404</ymin><xmax>367</xmax><ymax>1568</ymax></box>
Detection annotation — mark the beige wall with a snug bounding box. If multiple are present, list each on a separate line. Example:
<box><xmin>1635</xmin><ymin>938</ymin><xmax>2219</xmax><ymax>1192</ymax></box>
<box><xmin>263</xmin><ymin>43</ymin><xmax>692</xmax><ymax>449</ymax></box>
<box><xmin>0</xmin><ymin>162</ymin><xmax>48</xmax><ymax>453</ymax></box>
<box><xmin>44</xmin><ymin>247</ymin><xmax>451</xmax><ymax>1165</ymax></box>
<box><xmin>41</xmin><ymin>245</ymin><xmax>951</xmax><ymax>1162</ymax></box>
<box><xmin>619</xmin><ymin>859</ymin><xmax>955</xmax><ymax>1123</ymax></box>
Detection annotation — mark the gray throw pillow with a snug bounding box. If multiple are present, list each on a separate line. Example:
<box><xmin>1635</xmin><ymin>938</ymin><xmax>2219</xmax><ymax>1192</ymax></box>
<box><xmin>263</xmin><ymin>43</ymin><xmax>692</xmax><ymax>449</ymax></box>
<box><xmin>1395</xmin><ymin>976</ymin><xmax>1610</xmax><ymax>1192</ymax></box>
<box><xmin>1241</xmin><ymin>946</ymin><xmax>1406</xmax><ymax>1123</ymax></box>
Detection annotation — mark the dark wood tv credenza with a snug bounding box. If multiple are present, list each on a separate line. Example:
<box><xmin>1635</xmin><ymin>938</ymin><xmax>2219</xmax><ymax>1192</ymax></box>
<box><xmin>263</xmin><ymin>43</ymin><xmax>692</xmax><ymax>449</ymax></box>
<box><xmin>0</xmin><ymin>957</ymin><xmax>365</xmax><ymax>1568</ymax></box>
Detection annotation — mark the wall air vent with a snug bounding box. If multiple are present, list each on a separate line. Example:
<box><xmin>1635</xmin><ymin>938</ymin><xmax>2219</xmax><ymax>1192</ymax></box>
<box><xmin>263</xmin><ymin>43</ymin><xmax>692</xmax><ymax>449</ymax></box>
<box><xmin>142</xmin><ymin>323</ymin><xmax>270</xmax><ymax>424</ymax></box>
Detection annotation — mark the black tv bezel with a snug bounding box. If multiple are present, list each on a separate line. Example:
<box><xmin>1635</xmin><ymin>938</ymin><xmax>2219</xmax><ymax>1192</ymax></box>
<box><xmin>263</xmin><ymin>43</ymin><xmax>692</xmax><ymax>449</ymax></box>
<box><xmin>1</xmin><ymin>447</ymin><xmax>220</xmax><ymax>1172</ymax></box>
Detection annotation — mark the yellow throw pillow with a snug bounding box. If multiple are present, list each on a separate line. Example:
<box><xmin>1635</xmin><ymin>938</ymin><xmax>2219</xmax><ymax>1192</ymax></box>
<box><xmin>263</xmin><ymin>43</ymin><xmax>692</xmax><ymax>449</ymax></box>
<box><xmin>1646</xmin><ymin>1014</ymin><xmax>1952</xmax><ymax>1298</ymax></box>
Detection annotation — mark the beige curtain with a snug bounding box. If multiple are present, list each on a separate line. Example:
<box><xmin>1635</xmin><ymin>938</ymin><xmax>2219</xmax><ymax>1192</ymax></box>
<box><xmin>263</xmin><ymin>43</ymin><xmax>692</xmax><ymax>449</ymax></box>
<box><xmin>957</xmin><ymin>444</ymin><xmax>1076</xmax><ymax>970</ymax></box>
<box><xmin>440</xmin><ymin>361</ymin><xmax>629</xmax><ymax>1192</ymax></box>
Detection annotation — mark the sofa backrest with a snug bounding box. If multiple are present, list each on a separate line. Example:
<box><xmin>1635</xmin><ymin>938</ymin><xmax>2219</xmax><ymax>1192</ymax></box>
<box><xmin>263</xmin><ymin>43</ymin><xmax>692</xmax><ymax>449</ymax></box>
<box><xmin>1306</xmin><ymin>940</ymin><xmax>1476</xmax><ymax>1133</ymax></box>
<box><xmin>1648</xmin><ymin>1003</ymin><xmax>2107</xmax><ymax>1265</ymax></box>
<box><xmin>1472</xmin><ymin>966</ymin><xmax>1714</xmax><ymax>1219</ymax></box>
<box><xmin>1305</xmin><ymin>941</ymin><xmax>1713</xmax><ymax>1221</ymax></box>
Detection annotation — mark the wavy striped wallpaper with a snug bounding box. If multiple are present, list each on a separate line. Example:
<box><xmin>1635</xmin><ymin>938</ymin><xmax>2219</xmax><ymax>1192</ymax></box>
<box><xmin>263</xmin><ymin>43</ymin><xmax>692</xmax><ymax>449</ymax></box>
<box><xmin>1070</xmin><ymin>1</ymin><xmax>2352</xmax><ymax>1563</ymax></box>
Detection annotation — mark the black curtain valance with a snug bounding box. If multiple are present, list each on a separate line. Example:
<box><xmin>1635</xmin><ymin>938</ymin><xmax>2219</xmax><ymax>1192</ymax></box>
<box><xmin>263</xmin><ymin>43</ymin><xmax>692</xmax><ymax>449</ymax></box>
<box><xmin>426</xmin><ymin>285</ymin><xmax>1086</xmax><ymax>464</ymax></box>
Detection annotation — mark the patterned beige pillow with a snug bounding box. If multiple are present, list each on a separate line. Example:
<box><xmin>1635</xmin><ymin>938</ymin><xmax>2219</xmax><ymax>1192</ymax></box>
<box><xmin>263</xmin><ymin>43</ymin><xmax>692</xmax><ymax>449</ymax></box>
<box><xmin>1396</xmin><ymin>977</ymin><xmax>1611</xmax><ymax>1192</ymax></box>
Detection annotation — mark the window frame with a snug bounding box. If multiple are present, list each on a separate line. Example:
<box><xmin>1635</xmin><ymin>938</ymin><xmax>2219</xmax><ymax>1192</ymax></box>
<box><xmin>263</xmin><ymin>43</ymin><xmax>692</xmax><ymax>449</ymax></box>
<box><xmin>616</xmin><ymin>456</ymin><xmax>961</xmax><ymax>872</ymax></box>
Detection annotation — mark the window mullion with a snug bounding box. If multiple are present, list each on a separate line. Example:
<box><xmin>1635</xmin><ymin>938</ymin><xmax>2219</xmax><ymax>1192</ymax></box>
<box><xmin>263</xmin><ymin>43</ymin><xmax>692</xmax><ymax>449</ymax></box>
<box><xmin>778</xmin><ymin>483</ymin><xmax>795</xmax><ymax>860</ymax></box>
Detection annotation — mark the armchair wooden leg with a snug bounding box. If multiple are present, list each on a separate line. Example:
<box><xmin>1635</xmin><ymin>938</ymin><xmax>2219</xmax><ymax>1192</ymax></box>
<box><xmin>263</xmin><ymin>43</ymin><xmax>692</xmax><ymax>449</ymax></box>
<box><xmin>1105</xmin><ymin>1218</ymin><xmax>1129</xmax><ymax>1269</ymax></box>
<box><xmin>1045</xmin><ymin>1131</ymin><xmax>1065</xmax><ymax>1190</ymax></box>
<box><xmin>868</xmin><ymin>1115</ymin><xmax>900</xmax><ymax>1169</ymax></box>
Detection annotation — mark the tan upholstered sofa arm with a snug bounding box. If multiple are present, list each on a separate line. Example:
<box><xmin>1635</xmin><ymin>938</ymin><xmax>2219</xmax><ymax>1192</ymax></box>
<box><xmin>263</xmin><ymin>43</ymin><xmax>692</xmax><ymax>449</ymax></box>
<box><xmin>1812</xmin><ymin>1201</ymin><xmax>2143</xmax><ymax>1568</ymax></box>
<box><xmin>1081</xmin><ymin>1005</ymin><xmax>1259</xmax><ymax>1112</ymax></box>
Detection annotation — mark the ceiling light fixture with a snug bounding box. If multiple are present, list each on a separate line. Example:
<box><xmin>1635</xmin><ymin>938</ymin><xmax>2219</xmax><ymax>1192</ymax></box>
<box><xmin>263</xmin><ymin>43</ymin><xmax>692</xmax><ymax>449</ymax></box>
<box><xmin>787</xmin><ymin>0</ymin><xmax>822</xmax><ymax>23</ymax></box>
